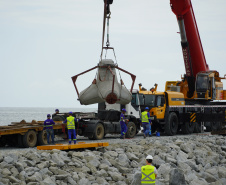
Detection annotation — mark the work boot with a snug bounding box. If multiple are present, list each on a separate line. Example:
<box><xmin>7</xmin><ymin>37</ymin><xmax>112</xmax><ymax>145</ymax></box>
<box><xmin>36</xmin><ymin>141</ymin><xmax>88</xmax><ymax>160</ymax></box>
<box><xmin>143</xmin><ymin>134</ymin><xmax>146</xmax><ymax>139</ymax></box>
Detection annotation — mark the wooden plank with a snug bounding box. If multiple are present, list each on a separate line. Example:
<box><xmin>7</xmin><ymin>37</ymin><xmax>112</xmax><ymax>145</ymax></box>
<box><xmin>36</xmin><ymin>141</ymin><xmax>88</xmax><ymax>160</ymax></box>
<box><xmin>37</xmin><ymin>142</ymin><xmax>109</xmax><ymax>150</ymax></box>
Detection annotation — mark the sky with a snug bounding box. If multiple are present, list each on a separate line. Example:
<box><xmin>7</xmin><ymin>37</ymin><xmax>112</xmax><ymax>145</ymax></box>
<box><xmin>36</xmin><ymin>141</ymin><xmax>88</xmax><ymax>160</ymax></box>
<box><xmin>0</xmin><ymin>0</ymin><xmax>225</xmax><ymax>108</ymax></box>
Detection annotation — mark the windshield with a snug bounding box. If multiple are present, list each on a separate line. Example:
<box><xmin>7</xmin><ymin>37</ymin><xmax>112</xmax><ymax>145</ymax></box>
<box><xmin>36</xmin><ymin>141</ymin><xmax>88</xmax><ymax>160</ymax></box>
<box><xmin>144</xmin><ymin>95</ymin><xmax>156</xmax><ymax>106</ymax></box>
<box><xmin>196</xmin><ymin>75</ymin><xmax>208</xmax><ymax>91</ymax></box>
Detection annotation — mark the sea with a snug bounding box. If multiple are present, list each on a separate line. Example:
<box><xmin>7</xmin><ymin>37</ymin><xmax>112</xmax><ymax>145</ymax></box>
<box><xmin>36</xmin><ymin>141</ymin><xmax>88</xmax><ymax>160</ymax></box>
<box><xmin>0</xmin><ymin>107</ymin><xmax>97</xmax><ymax>126</ymax></box>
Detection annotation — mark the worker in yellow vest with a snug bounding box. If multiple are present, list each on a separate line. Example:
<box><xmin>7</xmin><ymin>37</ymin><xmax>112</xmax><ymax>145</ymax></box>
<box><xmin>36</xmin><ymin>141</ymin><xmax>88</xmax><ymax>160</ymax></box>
<box><xmin>141</xmin><ymin>155</ymin><xmax>158</xmax><ymax>185</ymax></box>
<box><xmin>141</xmin><ymin>107</ymin><xmax>152</xmax><ymax>138</ymax></box>
<box><xmin>63</xmin><ymin>112</ymin><xmax>79</xmax><ymax>144</ymax></box>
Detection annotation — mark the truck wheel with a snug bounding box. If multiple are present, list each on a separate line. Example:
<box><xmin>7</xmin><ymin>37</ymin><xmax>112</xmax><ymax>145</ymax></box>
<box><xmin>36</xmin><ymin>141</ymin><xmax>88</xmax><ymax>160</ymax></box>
<box><xmin>93</xmin><ymin>123</ymin><xmax>104</xmax><ymax>140</ymax></box>
<box><xmin>181</xmin><ymin>122</ymin><xmax>195</xmax><ymax>134</ymax></box>
<box><xmin>52</xmin><ymin>115</ymin><xmax>65</xmax><ymax>121</ymax></box>
<box><xmin>165</xmin><ymin>112</ymin><xmax>178</xmax><ymax>136</ymax></box>
<box><xmin>38</xmin><ymin>130</ymin><xmax>48</xmax><ymax>145</ymax></box>
<box><xmin>193</xmin><ymin>122</ymin><xmax>201</xmax><ymax>133</ymax></box>
<box><xmin>23</xmin><ymin>130</ymin><xmax>37</xmax><ymax>148</ymax></box>
<box><xmin>125</xmin><ymin>122</ymin><xmax>136</xmax><ymax>138</ymax></box>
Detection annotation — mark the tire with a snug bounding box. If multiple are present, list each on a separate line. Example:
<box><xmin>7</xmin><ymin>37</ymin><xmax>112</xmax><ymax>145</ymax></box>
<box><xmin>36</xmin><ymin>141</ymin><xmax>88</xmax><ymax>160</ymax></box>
<box><xmin>18</xmin><ymin>134</ymin><xmax>24</xmax><ymax>148</ymax></box>
<box><xmin>181</xmin><ymin>122</ymin><xmax>195</xmax><ymax>134</ymax></box>
<box><xmin>52</xmin><ymin>115</ymin><xmax>65</xmax><ymax>121</ymax></box>
<box><xmin>7</xmin><ymin>135</ymin><xmax>18</xmax><ymax>147</ymax></box>
<box><xmin>38</xmin><ymin>130</ymin><xmax>48</xmax><ymax>145</ymax></box>
<box><xmin>23</xmin><ymin>130</ymin><xmax>37</xmax><ymax>148</ymax></box>
<box><xmin>165</xmin><ymin>112</ymin><xmax>178</xmax><ymax>136</ymax></box>
<box><xmin>193</xmin><ymin>122</ymin><xmax>201</xmax><ymax>133</ymax></box>
<box><xmin>93</xmin><ymin>123</ymin><xmax>105</xmax><ymax>140</ymax></box>
<box><xmin>125</xmin><ymin>122</ymin><xmax>136</xmax><ymax>138</ymax></box>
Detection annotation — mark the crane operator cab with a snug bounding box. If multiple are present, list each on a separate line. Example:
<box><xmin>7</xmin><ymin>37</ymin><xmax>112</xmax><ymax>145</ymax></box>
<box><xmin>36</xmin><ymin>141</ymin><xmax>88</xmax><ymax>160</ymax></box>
<box><xmin>195</xmin><ymin>71</ymin><xmax>225</xmax><ymax>100</ymax></box>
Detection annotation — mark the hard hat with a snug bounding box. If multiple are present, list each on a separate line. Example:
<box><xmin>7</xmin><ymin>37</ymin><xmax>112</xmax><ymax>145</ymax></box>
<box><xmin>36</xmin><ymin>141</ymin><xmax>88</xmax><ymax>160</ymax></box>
<box><xmin>145</xmin><ymin>107</ymin><xmax>149</xmax><ymax>110</ymax></box>
<box><xmin>47</xmin><ymin>114</ymin><xmax>51</xmax><ymax>118</ymax></box>
<box><xmin>69</xmin><ymin>112</ymin><xmax>73</xmax><ymax>115</ymax></box>
<box><xmin>146</xmin><ymin>155</ymin><xmax>153</xmax><ymax>160</ymax></box>
<box><xmin>122</xmin><ymin>108</ymin><xmax>126</xmax><ymax>112</ymax></box>
<box><xmin>55</xmin><ymin>109</ymin><xmax>59</xmax><ymax>112</ymax></box>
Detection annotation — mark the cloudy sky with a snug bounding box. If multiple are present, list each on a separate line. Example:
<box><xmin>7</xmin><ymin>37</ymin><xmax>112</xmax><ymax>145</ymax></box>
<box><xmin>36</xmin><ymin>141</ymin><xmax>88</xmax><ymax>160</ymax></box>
<box><xmin>0</xmin><ymin>0</ymin><xmax>225</xmax><ymax>108</ymax></box>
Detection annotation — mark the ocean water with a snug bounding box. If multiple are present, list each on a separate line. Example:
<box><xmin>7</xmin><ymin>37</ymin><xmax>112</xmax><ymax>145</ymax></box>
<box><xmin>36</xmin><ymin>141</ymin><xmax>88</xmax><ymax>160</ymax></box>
<box><xmin>0</xmin><ymin>107</ymin><xmax>97</xmax><ymax>126</ymax></box>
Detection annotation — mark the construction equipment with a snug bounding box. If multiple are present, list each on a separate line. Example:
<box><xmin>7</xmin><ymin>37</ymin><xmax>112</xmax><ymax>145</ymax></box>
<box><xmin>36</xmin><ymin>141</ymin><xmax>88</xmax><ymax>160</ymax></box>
<box><xmin>167</xmin><ymin>0</ymin><xmax>226</xmax><ymax>101</ymax></box>
<box><xmin>71</xmin><ymin>0</ymin><xmax>136</xmax><ymax>105</ymax></box>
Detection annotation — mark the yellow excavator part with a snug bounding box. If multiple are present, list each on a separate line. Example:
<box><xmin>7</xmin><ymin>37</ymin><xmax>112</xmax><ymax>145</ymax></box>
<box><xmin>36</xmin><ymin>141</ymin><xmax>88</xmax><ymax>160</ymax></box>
<box><xmin>37</xmin><ymin>142</ymin><xmax>109</xmax><ymax>150</ymax></box>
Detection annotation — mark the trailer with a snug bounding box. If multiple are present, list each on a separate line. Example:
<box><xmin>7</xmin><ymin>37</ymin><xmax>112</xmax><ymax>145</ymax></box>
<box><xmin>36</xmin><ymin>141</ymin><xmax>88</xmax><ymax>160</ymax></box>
<box><xmin>0</xmin><ymin>120</ymin><xmax>66</xmax><ymax>148</ymax></box>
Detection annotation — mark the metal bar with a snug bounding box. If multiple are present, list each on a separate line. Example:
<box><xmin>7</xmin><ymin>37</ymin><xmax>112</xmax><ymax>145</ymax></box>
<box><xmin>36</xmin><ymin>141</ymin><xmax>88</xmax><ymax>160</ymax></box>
<box><xmin>71</xmin><ymin>66</ymin><xmax>98</xmax><ymax>97</ymax></box>
<box><xmin>116</xmin><ymin>66</ymin><xmax>136</xmax><ymax>92</ymax></box>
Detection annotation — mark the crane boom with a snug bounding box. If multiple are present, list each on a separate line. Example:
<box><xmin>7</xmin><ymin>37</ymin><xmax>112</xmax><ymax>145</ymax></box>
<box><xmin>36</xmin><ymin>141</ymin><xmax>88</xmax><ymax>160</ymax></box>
<box><xmin>170</xmin><ymin>0</ymin><xmax>209</xmax><ymax>77</ymax></box>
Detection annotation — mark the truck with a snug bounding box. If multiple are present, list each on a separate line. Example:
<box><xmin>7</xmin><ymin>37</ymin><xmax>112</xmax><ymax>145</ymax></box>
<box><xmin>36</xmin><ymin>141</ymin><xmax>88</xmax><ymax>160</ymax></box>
<box><xmin>52</xmin><ymin>92</ymin><xmax>142</xmax><ymax>140</ymax></box>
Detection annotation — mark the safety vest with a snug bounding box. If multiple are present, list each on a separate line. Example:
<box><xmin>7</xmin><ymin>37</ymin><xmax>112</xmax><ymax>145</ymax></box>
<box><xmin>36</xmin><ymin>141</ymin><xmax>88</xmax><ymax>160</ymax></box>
<box><xmin>141</xmin><ymin>165</ymin><xmax>156</xmax><ymax>184</ymax></box>
<box><xmin>141</xmin><ymin>111</ymin><xmax>149</xmax><ymax>123</ymax></box>
<box><xmin>67</xmin><ymin>116</ymin><xmax>75</xmax><ymax>130</ymax></box>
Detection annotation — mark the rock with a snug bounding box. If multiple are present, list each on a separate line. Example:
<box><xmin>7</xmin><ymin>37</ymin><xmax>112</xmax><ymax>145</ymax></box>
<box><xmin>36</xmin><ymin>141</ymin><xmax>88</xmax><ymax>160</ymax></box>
<box><xmin>169</xmin><ymin>168</ymin><xmax>186</xmax><ymax>185</ymax></box>
<box><xmin>96</xmin><ymin>169</ymin><xmax>108</xmax><ymax>177</ymax></box>
<box><xmin>131</xmin><ymin>171</ymin><xmax>141</xmax><ymax>185</ymax></box>
<box><xmin>18</xmin><ymin>171</ymin><xmax>28</xmax><ymax>181</ymax></box>
<box><xmin>166</xmin><ymin>156</ymin><xmax>177</xmax><ymax>164</ymax></box>
<box><xmin>201</xmin><ymin>171</ymin><xmax>217</xmax><ymax>183</ymax></box>
<box><xmin>190</xmin><ymin>178</ymin><xmax>208</xmax><ymax>185</ymax></box>
<box><xmin>152</xmin><ymin>156</ymin><xmax>165</xmax><ymax>168</ymax></box>
<box><xmin>88</xmin><ymin>158</ymin><xmax>100</xmax><ymax>168</ymax></box>
<box><xmin>221</xmin><ymin>146</ymin><xmax>226</xmax><ymax>152</ymax></box>
<box><xmin>110</xmin><ymin>171</ymin><xmax>124</xmax><ymax>181</ymax></box>
<box><xmin>8</xmin><ymin>176</ymin><xmax>21</xmax><ymax>183</ymax></box>
<box><xmin>15</xmin><ymin>162</ymin><xmax>24</xmax><ymax>172</ymax></box>
<box><xmin>11</xmin><ymin>166</ymin><xmax>19</xmax><ymax>176</ymax></box>
<box><xmin>96</xmin><ymin>177</ymin><xmax>109</xmax><ymax>185</ymax></box>
<box><xmin>99</xmin><ymin>163</ymin><xmax>109</xmax><ymax>171</ymax></box>
<box><xmin>180</xmin><ymin>143</ymin><xmax>193</xmax><ymax>153</ymax></box>
<box><xmin>131</xmin><ymin>160</ymin><xmax>139</xmax><ymax>168</ymax></box>
<box><xmin>185</xmin><ymin>160</ymin><xmax>198</xmax><ymax>171</ymax></box>
<box><xmin>42</xmin><ymin>176</ymin><xmax>55</xmax><ymax>185</ymax></box>
<box><xmin>4</xmin><ymin>156</ymin><xmax>14</xmax><ymax>164</ymax></box>
<box><xmin>176</xmin><ymin>151</ymin><xmax>188</xmax><ymax>162</ymax></box>
<box><xmin>72</xmin><ymin>172</ymin><xmax>79</xmax><ymax>181</ymax></box>
<box><xmin>72</xmin><ymin>152</ymin><xmax>84</xmax><ymax>159</ymax></box>
<box><xmin>2</xmin><ymin>168</ymin><xmax>11</xmax><ymax>176</ymax></box>
<box><xmin>67</xmin><ymin>176</ymin><xmax>77</xmax><ymax>184</ymax></box>
<box><xmin>126</xmin><ymin>152</ymin><xmax>139</xmax><ymax>161</ymax></box>
<box><xmin>55</xmin><ymin>174</ymin><xmax>69</xmax><ymax>180</ymax></box>
<box><xmin>25</xmin><ymin>167</ymin><xmax>39</xmax><ymax>176</ymax></box>
<box><xmin>78</xmin><ymin>178</ymin><xmax>91</xmax><ymax>185</ymax></box>
<box><xmin>51</xmin><ymin>153</ymin><xmax>65</xmax><ymax>167</ymax></box>
<box><xmin>37</xmin><ymin>161</ymin><xmax>49</xmax><ymax>169</ymax></box>
<box><xmin>218</xmin><ymin>166</ymin><xmax>226</xmax><ymax>178</ymax></box>
<box><xmin>158</xmin><ymin>163</ymin><xmax>171</xmax><ymax>181</ymax></box>
<box><xmin>205</xmin><ymin>167</ymin><xmax>218</xmax><ymax>178</ymax></box>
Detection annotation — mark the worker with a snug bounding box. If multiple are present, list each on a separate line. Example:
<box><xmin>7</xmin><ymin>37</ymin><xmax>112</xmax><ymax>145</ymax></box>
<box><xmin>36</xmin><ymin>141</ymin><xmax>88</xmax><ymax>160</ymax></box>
<box><xmin>141</xmin><ymin>155</ymin><xmax>158</xmax><ymax>184</ymax></box>
<box><xmin>55</xmin><ymin>109</ymin><xmax>59</xmax><ymax>114</ymax></box>
<box><xmin>120</xmin><ymin>108</ymin><xmax>128</xmax><ymax>139</ymax></box>
<box><xmin>141</xmin><ymin>107</ymin><xmax>151</xmax><ymax>138</ymax></box>
<box><xmin>63</xmin><ymin>112</ymin><xmax>79</xmax><ymax>145</ymax></box>
<box><xmin>44</xmin><ymin>114</ymin><xmax>55</xmax><ymax>145</ymax></box>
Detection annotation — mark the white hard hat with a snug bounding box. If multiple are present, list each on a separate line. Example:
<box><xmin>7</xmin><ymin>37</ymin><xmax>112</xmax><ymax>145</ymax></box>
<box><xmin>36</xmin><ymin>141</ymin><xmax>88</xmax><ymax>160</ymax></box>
<box><xmin>146</xmin><ymin>155</ymin><xmax>153</xmax><ymax>160</ymax></box>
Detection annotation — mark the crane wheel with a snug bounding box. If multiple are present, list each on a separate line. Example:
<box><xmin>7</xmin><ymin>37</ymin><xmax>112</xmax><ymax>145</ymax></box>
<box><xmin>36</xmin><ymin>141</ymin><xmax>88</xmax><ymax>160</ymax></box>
<box><xmin>181</xmin><ymin>122</ymin><xmax>195</xmax><ymax>134</ymax></box>
<box><xmin>93</xmin><ymin>123</ymin><xmax>104</xmax><ymax>140</ymax></box>
<box><xmin>165</xmin><ymin>112</ymin><xmax>178</xmax><ymax>136</ymax></box>
<box><xmin>125</xmin><ymin>122</ymin><xmax>136</xmax><ymax>138</ymax></box>
<box><xmin>38</xmin><ymin>130</ymin><xmax>48</xmax><ymax>145</ymax></box>
<box><xmin>23</xmin><ymin>130</ymin><xmax>37</xmax><ymax>148</ymax></box>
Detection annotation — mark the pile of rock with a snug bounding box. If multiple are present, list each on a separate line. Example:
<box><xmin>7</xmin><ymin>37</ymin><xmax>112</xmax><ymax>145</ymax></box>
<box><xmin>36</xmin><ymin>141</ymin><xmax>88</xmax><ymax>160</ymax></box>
<box><xmin>0</xmin><ymin>135</ymin><xmax>226</xmax><ymax>185</ymax></box>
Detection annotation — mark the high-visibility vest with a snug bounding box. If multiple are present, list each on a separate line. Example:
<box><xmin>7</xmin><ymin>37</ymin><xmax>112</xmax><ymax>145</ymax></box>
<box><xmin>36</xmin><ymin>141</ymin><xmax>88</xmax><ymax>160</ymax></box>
<box><xmin>141</xmin><ymin>165</ymin><xmax>156</xmax><ymax>184</ymax></box>
<box><xmin>67</xmin><ymin>116</ymin><xmax>75</xmax><ymax>129</ymax></box>
<box><xmin>141</xmin><ymin>111</ymin><xmax>149</xmax><ymax>123</ymax></box>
